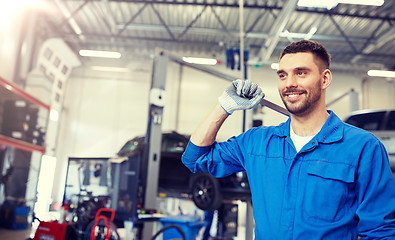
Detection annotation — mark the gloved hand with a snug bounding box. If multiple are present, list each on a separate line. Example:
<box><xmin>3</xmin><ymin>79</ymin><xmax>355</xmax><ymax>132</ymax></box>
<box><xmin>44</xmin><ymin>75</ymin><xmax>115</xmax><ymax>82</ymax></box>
<box><xmin>218</xmin><ymin>79</ymin><xmax>264</xmax><ymax>114</ymax></box>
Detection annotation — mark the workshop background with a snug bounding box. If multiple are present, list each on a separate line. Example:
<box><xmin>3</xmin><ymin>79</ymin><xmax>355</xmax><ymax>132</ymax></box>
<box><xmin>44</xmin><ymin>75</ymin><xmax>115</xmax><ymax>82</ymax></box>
<box><xmin>0</xmin><ymin>0</ymin><xmax>394</xmax><ymax>239</ymax></box>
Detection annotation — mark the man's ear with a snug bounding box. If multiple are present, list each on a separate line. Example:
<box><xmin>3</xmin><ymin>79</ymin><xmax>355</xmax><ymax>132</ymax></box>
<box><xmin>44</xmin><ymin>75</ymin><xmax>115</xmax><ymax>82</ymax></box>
<box><xmin>321</xmin><ymin>69</ymin><xmax>332</xmax><ymax>90</ymax></box>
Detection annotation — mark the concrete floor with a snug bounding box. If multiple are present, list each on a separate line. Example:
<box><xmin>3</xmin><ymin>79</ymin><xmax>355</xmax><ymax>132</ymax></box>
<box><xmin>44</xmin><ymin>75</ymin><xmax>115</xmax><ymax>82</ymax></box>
<box><xmin>0</xmin><ymin>224</ymin><xmax>128</xmax><ymax>240</ymax></box>
<box><xmin>0</xmin><ymin>227</ymin><xmax>33</xmax><ymax>240</ymax></box>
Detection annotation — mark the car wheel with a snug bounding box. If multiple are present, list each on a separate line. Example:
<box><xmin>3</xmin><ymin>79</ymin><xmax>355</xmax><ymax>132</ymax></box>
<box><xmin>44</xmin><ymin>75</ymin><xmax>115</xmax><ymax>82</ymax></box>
<box><xmin>191</xmin><ymin>173</ymin><xmax>222</xmax><ymax>211</ymax></box>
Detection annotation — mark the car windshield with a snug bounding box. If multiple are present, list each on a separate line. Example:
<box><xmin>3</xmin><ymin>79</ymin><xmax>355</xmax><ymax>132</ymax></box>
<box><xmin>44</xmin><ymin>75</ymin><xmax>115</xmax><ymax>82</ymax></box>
<box><xmin>161</xmin><ymin>136</ymin><xmax>187</xmax><ymax>153</ymax></box>
<box><xmin>345</xmin><ymin>111</ymin><xmax>385</xmax><ymax>131</ymax></box>
<box><xmin>118</xmin><ymin>139</ymin><xmax>141</xmax><ymax>155</ymax></box>
<box><xmin>123</xmin><ymin>140</ymin><xmax>139</xmax><ymax>151</ymax></box>
<box><xmin>386</xmin><ymin>111</ymin><xmax>395</xmax><ymax>130</ymax></box>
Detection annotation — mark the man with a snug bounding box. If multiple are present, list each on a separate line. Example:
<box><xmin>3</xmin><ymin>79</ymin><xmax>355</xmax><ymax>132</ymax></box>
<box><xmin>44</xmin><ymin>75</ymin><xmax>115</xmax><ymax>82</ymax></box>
<box><xmin>182</xmin><ymin>40</ymin><xmax>395</xmax><ymax>239</ymax></box>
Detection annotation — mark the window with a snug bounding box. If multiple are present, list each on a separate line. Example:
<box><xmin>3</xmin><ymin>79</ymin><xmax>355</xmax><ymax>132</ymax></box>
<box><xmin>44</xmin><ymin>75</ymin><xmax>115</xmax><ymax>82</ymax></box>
<box><xmin>39</xmin><ymin>64</ymin><xmax>47</xmax><ymax>73</ymax></box>
<box><xmin>61</xmin><ymin>65</ymin><xmax>69</xmax><ymax>75</ymax></box>
<box><xmin>57</xmin><ymin>80</ymin><xmax>63</xmax><ymax>90</ymax></box>
<box><xmin>53</xmin><ymin>57</ymin><xmax>61</xmax><ymax>68</ymax></box>
<box><xmin>44</xmin><ymin>48</ymin><xmax>53</xmax><ymax>60</ymax></box>
<box><xmin>48</xmin><ymin>72</ymin><xmax>55</xmax><ymax>82</ymax></box>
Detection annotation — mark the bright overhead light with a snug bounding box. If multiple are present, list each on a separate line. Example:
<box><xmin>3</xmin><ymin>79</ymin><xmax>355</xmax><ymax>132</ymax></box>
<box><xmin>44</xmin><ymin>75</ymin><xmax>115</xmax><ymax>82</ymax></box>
<box><xmin>182</xmin><ymin>57</ymin><xmax>218</xmax><ymax>65</ymax></box>
<box><xmin>297</xmin><ymin>0</ymin><xmax>384</xmax><ymax>9</ymax></box>
<box><xmin>271</xmin><ymin>63</ymin><xmax>279</xmax><ymax>70</ymax></box>
<box><xmin>0</xmin><ymin>0</ymin><xmax>47</xmax><ymax>25</ymax></box>
<box><xmin>367</xmin><ymin>70</ymin><xmax>395</xmax><ymax>78</ymax></box>
<box><xmin>91</xmin><ymin>66</ymin><xmax>130</xmax><ymax>72</ymax></box>
<box><xmin>0</xmin><ymin>0</ymin><xmax>46</xmax><ymax>9</ymax></box>
<box><xmin>79</xmin><ymin>50</ymin><xmax>121</xmax><ymax>58</ymax></box>
<box><xmin>337</xmin><ymin>0</ymin><xmax>384</xmax><ymax>6</ymax></box>
<box><xmin>69</xmin><ymin>19</ymin><xmax>82</xmax><ymax>35</ymax></box>
<box><xmin>297</xmin><ymin>0</ymin><xmax>338</xmax><ymax>9</ymax></box>
<box><xmin>305</xmin><ymin>26</ymin><xmax>318</xmax><ymax>40</ymax></box>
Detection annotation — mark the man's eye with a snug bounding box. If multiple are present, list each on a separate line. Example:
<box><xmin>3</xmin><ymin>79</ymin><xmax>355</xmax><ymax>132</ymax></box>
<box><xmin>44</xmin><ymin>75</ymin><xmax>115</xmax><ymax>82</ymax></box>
<box><xmin>297</xmin><ymin>71</ymin><xmax>306</xmax><ymax>76</ymax></box>
<box><xmin>278</xmin><ymin>74</ymin><xmax>286</xmax><ymax>79</ymax></box>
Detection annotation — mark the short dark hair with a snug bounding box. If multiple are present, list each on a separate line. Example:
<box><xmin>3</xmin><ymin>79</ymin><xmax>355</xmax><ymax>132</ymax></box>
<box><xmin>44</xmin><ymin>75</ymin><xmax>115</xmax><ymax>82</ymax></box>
<box><xmin>280</xmin><ymin>40</ymin><xmax>331</xmax><ymax>71</ymax></box>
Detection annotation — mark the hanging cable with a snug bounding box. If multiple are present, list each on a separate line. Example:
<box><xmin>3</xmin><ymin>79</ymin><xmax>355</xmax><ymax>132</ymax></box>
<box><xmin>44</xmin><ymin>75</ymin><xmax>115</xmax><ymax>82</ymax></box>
<box><xmin>239</xmin><ymin>0</ymin><xmax>245</xmax><ymax>80</ymax></box>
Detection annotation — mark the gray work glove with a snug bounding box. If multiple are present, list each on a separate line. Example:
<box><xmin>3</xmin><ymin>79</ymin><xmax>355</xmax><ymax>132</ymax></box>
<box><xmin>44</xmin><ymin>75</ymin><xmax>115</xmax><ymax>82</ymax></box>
<box><xmin>218</xmin><ymin>79</ymin><xmax>264</xmax><ymax>115</ymax></box>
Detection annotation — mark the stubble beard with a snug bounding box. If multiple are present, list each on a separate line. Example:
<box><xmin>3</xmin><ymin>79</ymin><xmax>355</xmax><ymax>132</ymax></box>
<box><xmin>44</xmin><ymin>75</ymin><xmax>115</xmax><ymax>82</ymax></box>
<box><xmin>280</xmin><ymin>81</ymin><xmax>322</xmax><ymax>116</ymax></box>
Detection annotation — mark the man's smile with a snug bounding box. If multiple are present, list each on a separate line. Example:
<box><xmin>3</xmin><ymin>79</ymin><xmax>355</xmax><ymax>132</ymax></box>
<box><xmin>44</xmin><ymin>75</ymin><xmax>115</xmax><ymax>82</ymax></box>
<box><xmin>283</xmin><ymin>90</ymin><xmax>306</xmax><ymax>102</ymax></box>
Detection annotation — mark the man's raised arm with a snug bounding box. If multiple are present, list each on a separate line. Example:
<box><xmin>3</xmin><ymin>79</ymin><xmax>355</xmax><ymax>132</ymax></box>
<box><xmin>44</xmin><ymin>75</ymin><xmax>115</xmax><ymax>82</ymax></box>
<box><xmin>190</xmin><ymin>103</ymin><xmax>229</xmax><ymax>147</ymax></box>
<box><xmin>191</xmin><ymin>79</ymin><xmax>265</xmax><ymax>147</ymax></box>
<box><xmin>189</xmin><ymin>79</ymin><xmax>264</xmax><ymax>147</ymax></box>
<box><xmin>182</xmin><ymin>79</ymin><xmax>264</xmax><ymax>172</ymax></box>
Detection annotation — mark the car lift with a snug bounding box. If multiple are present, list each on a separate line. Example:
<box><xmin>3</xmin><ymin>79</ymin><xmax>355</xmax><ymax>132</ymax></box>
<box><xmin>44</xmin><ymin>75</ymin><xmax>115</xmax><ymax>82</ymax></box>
<box><xmin>142</xmin><ymin>50</ymin><xmax>290</xmax><ymax>240</ymax></box>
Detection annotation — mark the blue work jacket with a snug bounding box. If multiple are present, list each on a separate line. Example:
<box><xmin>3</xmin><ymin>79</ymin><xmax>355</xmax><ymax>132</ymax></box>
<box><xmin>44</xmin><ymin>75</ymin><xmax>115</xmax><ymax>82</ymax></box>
<box><xmin>182</xmin><ymin>111</ymin><xmax>395</xmax><ymax>239</ymax></box>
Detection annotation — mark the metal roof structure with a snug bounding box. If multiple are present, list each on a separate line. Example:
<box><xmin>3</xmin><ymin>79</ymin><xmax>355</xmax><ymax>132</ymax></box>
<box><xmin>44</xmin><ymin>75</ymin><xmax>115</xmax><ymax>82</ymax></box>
<box><xmin>40</xmin><ymin>0</ymin><xmax>395</xmax><ymax>72</ymax></box>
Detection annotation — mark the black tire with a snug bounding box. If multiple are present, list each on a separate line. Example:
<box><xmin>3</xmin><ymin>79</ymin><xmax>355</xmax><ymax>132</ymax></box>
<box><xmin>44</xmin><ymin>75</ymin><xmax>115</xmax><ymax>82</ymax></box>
<box><xmin>191</xmin><ymin>173</ymin><xmax>222</xmax><ymax>211</ymax></box>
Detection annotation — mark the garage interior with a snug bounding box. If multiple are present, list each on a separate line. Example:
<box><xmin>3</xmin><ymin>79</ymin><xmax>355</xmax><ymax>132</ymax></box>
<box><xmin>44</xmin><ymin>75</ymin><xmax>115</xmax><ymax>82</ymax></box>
<box><xmin>0</xmin><ymin>0</ymin><xmax>395</xmax><ymax>239</ymax></box>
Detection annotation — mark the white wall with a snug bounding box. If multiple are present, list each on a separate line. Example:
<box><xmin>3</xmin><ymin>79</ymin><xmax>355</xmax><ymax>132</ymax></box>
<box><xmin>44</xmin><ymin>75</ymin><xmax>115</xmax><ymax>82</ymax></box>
<box><xmin>53</xmin><ymin>61</ymin><xmax>153</xmax><ymax>201</ymax></box>
<box><xmin>0</xmin><ymin>8</ymin><xmax>26</xmax><ymax>82</ymax></box>
<box><xmin>363</xmin><ymin>77</ymin><xmax>395</xmax><ymax>109</ymax></box>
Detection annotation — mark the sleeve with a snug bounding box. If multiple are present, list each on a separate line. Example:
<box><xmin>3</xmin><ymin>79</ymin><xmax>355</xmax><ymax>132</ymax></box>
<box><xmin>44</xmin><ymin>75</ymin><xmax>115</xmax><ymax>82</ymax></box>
<box><xmin>181</xmin><ymin>134</ymin><xmax>250</xmax><ymax>178</ymax></box>
<box><xmin>356</xmin><ymin>139</ymin><xmax>395</xmax><ymax>239</ymax></box>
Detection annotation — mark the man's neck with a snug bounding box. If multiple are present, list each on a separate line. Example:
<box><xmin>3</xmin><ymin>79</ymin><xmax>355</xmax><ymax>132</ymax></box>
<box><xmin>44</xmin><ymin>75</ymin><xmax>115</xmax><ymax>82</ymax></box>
<box><xmin>290</xmin><ymin>108</ymin><xmax>329</xmax><ymax>137</ymax></box>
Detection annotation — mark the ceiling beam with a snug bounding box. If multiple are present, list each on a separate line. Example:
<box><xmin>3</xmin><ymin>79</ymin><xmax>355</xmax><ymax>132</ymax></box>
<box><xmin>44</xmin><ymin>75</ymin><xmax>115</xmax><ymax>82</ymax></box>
<box><xmin>104</xmin><ymin>0</ymin><xmax>395</xmax><ymax>21</ymax></box>
<box><xmin>54</xmin><ymin>0</ymin><xmax>88</xmax><ymax>37</ymax></box>
<box><xmin>328</xmin><ymin>14</ymin><xmax>358</xmax><ymax>53</ymax></box>
<box><xmin>62</xmin><ymin>33</ymin><xmax>395</xmax><ymax>58</ymax></box>
<box><xmin>352</xmin><ymin>25</ymin><xmax>395</xmax><ymax>63</ymax></box>
<box><xmin>177</xmin><ymin>5</ymin><xmax>208</xmax><ymax>40</ymax></box>
<box><xmin>117</xmin><ymin>3</ymin><xmax>148</xmax><ymax>36</ymax></box>
<box><xmin>360</xmin><ymin>26</ymin><xmax>395</xmax><ymax>54</ymax></box>
<box><xmin>99</xmin><ymin>0</ymin><xmax>118</xmax><ymax>34</ymax></box>
<box><xmin>60</xmin><ymin>0</ymin><xmax>395</xmax><ymax>21</ymax></box>
<box><xmin>114</xmin><ymin>23</ymin><xmax>368</xmax><ymax>43</ymax></box>
<box><xmin>258</xmin><ymin>0</ymin><xmax>298</xmax><ymax>61</ymax></box>
<box><xmin>149</xmin><ymin>3</ymin><xmax>176</xmax><ymax>40</ymax></box>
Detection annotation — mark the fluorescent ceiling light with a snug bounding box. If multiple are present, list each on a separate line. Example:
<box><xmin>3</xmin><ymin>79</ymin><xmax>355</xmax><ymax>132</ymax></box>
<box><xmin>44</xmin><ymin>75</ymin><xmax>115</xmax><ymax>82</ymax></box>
<box><xmin>271</xmin><ymin>63</ymin><xmax>279</xmax><ymax>70</ymax></box>
<box><xmin>69</xmin><ymin>19</ymin><xmax>82</xmax><ymax>35</ymax></box>
<box><xmin>182</xmin><ymin>57</ymin><xmax>217</xmax><ymax>65</ymax></box>
<box><xmin>305</xmin><ymin>26</ymin><xmax>318</xmax><ymax>40</ymax></box>
<box><xmin>297</xmin><ymin>0</ymin><xmax>384</xmax><ymax>9</ymax></box>
<box><xmin>54</xmin><ymin>0</ymin><xmax>83</xmax><ymax>36</ymax></box>
<box><xmin>79</xmin><ymin>50</ymin><xmax>121</xmax><ymax>58</ymax></box>
<box><xmin>337</xmin><ymin>0</ymin><xmax>384</xmax><ymax>6</ymax></box>
<box><xmin>91</xmin><ymin>66</ymin><xmax>129</xmax><ymax>72</ymax></box>
<box><xmin>367</xmin><ymin>70</ymin><xmax>395</xmax><ymax>78</ymax></box>
<box><xmin>297</xmin><ymin>0</ymin><xmax>338</xmax><ymax>9</ymax></box>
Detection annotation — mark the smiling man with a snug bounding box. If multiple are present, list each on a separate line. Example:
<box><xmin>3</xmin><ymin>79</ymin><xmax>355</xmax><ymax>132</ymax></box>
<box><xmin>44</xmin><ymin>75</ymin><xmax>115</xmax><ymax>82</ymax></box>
<box><xmin>182</xmin><ymin>40</ymin><xmax>395</xmax><ymax>239</ymax></box>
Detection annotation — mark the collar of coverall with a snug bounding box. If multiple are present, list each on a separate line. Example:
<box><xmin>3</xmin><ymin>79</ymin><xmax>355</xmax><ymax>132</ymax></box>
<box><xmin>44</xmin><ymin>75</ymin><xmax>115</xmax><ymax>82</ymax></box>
<box><xmin>272</xmin><ymin>110</ymin><xmax>344</xmax><ymax>144</ymax></box>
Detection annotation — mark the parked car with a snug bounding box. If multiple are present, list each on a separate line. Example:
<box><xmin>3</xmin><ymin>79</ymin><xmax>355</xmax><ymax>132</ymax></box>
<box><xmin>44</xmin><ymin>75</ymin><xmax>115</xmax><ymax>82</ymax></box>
<box><xmin>344</xmin><ymin>109</ymin><xmax>395</xmax><ymax>173</ymax></box>
<box><xmin>117</xmin><ymin>131</ymin><xmax>251</xmax><ymax>211</ymax></box>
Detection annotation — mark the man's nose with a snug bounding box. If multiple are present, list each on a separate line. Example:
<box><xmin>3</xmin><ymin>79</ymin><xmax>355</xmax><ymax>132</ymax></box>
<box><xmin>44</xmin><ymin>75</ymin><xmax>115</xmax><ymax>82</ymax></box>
<box><xmin>286</xmin><ymin>75</ymin><xmax>298</xmax><ymax>88</ymax></box>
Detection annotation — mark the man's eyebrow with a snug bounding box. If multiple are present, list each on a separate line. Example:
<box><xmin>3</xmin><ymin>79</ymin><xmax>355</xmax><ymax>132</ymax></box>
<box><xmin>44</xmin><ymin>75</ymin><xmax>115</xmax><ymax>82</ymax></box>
<box><xmin>277</xmin><ymin>67</ymin><xmax>310</xmax><ymax>75</ymax></box>
<box><xmin>295</xmin><ymin>67</ymin><xmax>310</xmax><ymax>71</ymax></box>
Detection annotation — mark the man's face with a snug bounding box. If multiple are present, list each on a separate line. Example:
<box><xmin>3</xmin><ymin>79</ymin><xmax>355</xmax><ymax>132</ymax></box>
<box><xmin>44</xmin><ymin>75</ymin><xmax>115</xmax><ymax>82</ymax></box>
<box><xmin>277</xmin><ymin>52</ymin><xmax>325</xmax><ymax>116</ymax></box>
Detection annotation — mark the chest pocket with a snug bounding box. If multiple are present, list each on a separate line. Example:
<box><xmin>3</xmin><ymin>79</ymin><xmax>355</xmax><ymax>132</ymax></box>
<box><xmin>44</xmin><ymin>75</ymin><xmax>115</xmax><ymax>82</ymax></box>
<box><xmin>303</xmin><ymin>161</ymin><xmax>356</xmax><ymax>223</ymax></box>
